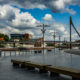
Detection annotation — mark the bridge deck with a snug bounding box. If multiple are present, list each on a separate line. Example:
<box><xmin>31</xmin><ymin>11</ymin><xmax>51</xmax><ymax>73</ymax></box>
<box><xmin>11</xmin><ymin>59</ymin><xmax>27</xmax><ymax>64</ymax></box>
<box><xmin>46</xmin><ymin>66</ymin><xmax>80</xmax><ymax>78</ymax></box>
<box><xmin>11</xmin><ymin>59</ymin><xmax>49</xmax><ymax>69</ymax></box>
<box><xmin>11</xmin><ymin>59</ymin><xmax>80</xmax><ymax>79</ymax></box>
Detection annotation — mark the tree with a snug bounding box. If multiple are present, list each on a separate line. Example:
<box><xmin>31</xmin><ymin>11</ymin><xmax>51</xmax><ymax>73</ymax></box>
<box><xmin>0</xmin><ymin>33</ymin><xmax>9</xmax><ymax>41</ymax></box>
<box><xmin>4</xmin><ymin>35</ymin><xmax>9</xmax><ymax>41</ymax></box>
<box><xmin>47</xmin><ymin>43</ymin><xmax>54</xmax><ymax>46</ymax></box>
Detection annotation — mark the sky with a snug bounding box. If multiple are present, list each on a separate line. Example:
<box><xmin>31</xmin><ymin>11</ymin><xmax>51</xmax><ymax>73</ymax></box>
<box><xmin>0</xmin><ymin>0</ymin><xmax>80</xmax><ymax>41</ymax></box>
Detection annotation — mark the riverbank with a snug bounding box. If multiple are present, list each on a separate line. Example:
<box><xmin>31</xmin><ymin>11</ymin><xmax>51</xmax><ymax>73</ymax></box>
<box><xmin>0</xmin><ymin>47</ymin><xmax>54</xmax><ymax>51</ymax></box>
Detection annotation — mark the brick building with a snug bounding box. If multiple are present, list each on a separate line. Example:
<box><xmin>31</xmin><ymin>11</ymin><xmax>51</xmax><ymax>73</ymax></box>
<box><xmin>24</xmin><ymin>33</ymin><xmax>32</xmax><ymax>40</ymax></box>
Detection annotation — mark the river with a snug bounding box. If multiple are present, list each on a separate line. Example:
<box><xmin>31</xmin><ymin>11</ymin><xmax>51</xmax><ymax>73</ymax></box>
<box><xmin>0</xmin><ymin>48</ymin><xmax>80</xmax><ymax>80</ymax></box>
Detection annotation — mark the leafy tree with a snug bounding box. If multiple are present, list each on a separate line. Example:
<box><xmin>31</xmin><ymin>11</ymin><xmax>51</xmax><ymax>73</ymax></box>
<box><xmin>47</xmin><ymin>43</ymin><xmax>54</xmax><ymax>46</ymax></box>
<box><xmin>4</xmin><ymin>35</ymin><xmax>9</xmax><ymax>41</ymax></box>
<box><xmin>0</xmin><ymin>33</ymin><xmax>9</xmax><ymax>41</ymax></box>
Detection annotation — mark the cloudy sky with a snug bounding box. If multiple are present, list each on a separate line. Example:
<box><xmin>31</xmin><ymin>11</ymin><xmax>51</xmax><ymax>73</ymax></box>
<box><xmin>0</xmin><ymin>0</ymin><xmax>80</xmax><ymax>41</ymax></box>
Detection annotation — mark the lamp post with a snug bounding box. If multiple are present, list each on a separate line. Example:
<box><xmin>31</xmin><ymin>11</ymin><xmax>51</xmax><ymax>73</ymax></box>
<box><xmin>51</xmin><ymin>31</ymin><xmax>56</xmax><ymax>53</ymax></box>
<box><xmin>51</xmin><ymin>31</ymin><xmax>61</xmax><ymax>51</ymax></box>
<box><xmin>51</xmin><ymin>31</ymin><xmax>57</xmax><ymax>66</ymax></box>
<box><xmin>41</xmin><ymin>24</ymin><xmax>46</xmax><ymax>56</ymax></box>
<box><xmin>37</xmin><ymin>24</ymin><xmax>50</xmax><ymax>64</ymax></box>
<box><xmin>53</xmin><ymin>31</ymin><xmax>56</xmax><ymax>52</ymax></box>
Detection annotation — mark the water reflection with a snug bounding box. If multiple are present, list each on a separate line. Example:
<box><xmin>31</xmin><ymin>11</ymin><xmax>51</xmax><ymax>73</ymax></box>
<box><xmin>0</xmin><ymin>48</ymin><xmax>80</xmax><ymax>70</ymax></box>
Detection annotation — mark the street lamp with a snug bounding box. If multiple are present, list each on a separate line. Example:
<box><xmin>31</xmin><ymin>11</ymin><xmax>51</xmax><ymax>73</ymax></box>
<box><xmin>53</xmin><ymin>31</ymin><xmax>56</xmax><ymax>49</ymax></box>
<box><xmin>58</xmin><ymin>35</ymin><xmax>61</xmax><ymax>50</ymax></box>
<box><xmin>50</xmin><ymin>31</ymin><xmax>57</xmax><ymax>53</ymax></box>
<box><xmin>51</xmin><ymin>31</ymin><xmax>61</xmax><ymax>51</ymax></box>
<box><xmin>37</xmin><ymin>24</ymin><xmax>50</xmax><ymax>64</ymax></box>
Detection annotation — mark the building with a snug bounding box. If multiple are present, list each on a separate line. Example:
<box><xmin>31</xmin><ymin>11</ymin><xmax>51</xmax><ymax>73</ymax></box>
<box><xmin>24</xmin><ymin>33</ymin><xmax>32</xmax><ymax>40</ymax></box>
<box><xmin>61</xmin><ymin>42</ymin><xmax>80</xmax><ymax>49</ymax></box>
<box><xmin>22</xmin><ymin>43</ymin><xmax>34</xmax><ymax>48</ymax></box>
<box><xmin>11</xmin><ymin>34</ymin><xmax>24</xmax><ymax>40</ymax></box>
<box><xmin>0</xmin><ymin>37</ymin><xmax>4</xmax><ymax>41</ymax></box>
<box><xmin>34</xmin><ymin>38</ymin><xmax>43</xmax><ymax>47</ymax></box>
<box><xmin>10</xmin><ymin>33</ymin><xmax>32</xmax><ymax>41</ymax></box>
<box><xmin>29</xmin><ymin>37</ymin><xmax>46</xmax><ymax>47</ymax></box>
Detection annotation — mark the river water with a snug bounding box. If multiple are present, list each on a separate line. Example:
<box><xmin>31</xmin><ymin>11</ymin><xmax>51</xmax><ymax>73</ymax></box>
<box><xmin>0</xmin><ymin>48</ymin><xmax>80</xmax><ymax>80</ymax></box>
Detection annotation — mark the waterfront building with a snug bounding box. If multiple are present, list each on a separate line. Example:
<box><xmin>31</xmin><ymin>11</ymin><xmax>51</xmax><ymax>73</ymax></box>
<box><xmin>0</xmin><ymin>37</ymin><xmax>4</xmax><ymax>41</ymax></box>
<box><xmin>10</xmin><ymin>33</ymin><xmax>32</xmax><ymax>41</ymax></box>
<box><xmin>29</xmin><ymin>38</ymin><xmax>45</xmax><ymax>47</ymax></box>
<box><xmin>24</xmin><ymin>33</ymin><xmax>32</xmax><ymax>40</ymax></box>
<box><xmin>10</xmin><ymin>34</ymin><xmax>24</xmax><ymax>40</ymax></box>
<box><xmin>22</xmin><ymin>43</ymin><xmax>34</xmax><ymax>48</ymax></box>
<box><xmin>61</xmin><ymin>41</ymin><xmax>80</xmax><ymax>49</ymax></box>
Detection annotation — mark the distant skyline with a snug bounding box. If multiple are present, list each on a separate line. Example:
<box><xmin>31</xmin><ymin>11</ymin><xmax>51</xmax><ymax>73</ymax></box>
<box><xmin>0</xmin><ymin>0</ymin><xmax>80</xmax><ymax>41</ymax></box>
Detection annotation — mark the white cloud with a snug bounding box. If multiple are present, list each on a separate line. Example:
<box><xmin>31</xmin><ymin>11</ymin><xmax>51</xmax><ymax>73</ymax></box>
<box><xmin>0</xmin><ymin>5</ymin><xmax>40</xmax><ymax>28</ymax></box>
<box><xmin>11</xmin><ymin>12</ymin><xmax>38</xmax><ymax>28</ymax></box>
<box><xmin>0</xmin><ymin>5</ymin><xmax>40</xmax><ymax>37</ymax></box>
<box><xmin>49</xmin><ymin>30</ymin><xmax>55</xmax><ymax>33</ymax></box>
<box><xmin>22</xmin><ymin>30</ymin><xmax>34</xmax><ymax>36</ymax></box>
<box><xmin>0</xmin><ymin>26</ymin><xmax>20</xmax><ymax>35</ymax></box>
<box><xmin>52</xmin><ymin>23</ymin><xmax>65</xmax><ymax>34</ymax></box>
<box><xmin>0</xmin><ymin>5</ymin><xmax>19</xmax><ymax>21</ymax></box>
<box><xmin>61</xmin><ymin>8</ymin><xmax>76</xmax><ymax>14</ymax></box>
<box><xmin>0</xmin><ymin>24</ymin><xmax>34</xmax><ymax>38</ymax></box>
<box><xmin>43</xmin><ymin>14</ymin><xmax>53</xmax><ymax>21</ymax></box>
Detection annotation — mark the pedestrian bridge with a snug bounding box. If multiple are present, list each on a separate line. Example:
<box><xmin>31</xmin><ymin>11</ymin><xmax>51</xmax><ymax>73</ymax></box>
<box><xmin>11</xmin><ymin>59</ymin><xmax>80</xmax><ymax>80</ymax></box>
